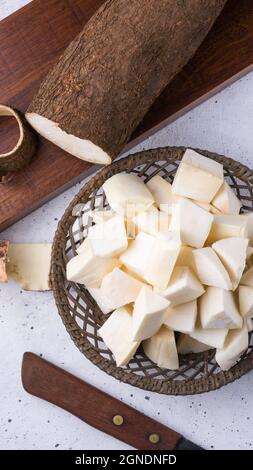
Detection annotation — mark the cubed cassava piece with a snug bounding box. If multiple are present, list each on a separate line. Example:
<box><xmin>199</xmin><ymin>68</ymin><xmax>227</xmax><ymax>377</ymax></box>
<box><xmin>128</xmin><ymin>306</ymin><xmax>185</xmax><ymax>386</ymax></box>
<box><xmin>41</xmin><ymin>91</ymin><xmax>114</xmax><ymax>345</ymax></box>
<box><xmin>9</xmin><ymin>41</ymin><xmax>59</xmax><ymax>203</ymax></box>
<box><xmin>215</xmin><ymin>324</ymin><xmax>249</xmax><ymax>371</ymax></box>
<box><xmin>164</xmin><ymin>300</ymin><xmax>197</xmax><ymax>333</ymax></box>
<box><xmin>99</xmin><ymin>306</ymin><xmax>140</xmax><ymax>366</ymax></box>
<box><xmin>143</xmin><ymin>326</ymin><xmax>179</xmax><ymax>369</ymax></box>
<box><xmin>26</xmin><ymin>0</ymin><xmax>226</xmax><ymax>164</ymax></box>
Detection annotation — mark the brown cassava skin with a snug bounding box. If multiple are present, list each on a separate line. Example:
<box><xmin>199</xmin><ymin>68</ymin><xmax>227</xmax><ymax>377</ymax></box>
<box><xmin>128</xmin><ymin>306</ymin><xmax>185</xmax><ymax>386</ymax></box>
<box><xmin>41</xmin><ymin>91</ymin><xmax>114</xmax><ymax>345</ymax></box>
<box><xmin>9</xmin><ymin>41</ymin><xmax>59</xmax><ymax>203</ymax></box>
<box><xmin>27</xmin><ymin>0</ymin><xmax>227</xmax><ymax>160</ymax></box>
<box><xmin>0</xmin><ymin>240</ymin><xmax>9</xmax><ymax>282</ymax></box>
<box><xmin>0</xmin><ymin>107</ymin><xmax>37</xmax><ymax>177</ymax></box>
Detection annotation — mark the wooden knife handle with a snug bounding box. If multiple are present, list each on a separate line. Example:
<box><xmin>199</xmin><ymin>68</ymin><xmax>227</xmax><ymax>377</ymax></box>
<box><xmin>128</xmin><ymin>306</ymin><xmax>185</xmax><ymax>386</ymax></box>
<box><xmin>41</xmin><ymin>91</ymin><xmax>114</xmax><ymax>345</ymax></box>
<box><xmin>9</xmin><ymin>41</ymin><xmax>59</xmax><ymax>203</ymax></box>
<box><xmin>22</xmin><ymin>352</ymin><xmax>184</xmax><ymax>450</ymax></box>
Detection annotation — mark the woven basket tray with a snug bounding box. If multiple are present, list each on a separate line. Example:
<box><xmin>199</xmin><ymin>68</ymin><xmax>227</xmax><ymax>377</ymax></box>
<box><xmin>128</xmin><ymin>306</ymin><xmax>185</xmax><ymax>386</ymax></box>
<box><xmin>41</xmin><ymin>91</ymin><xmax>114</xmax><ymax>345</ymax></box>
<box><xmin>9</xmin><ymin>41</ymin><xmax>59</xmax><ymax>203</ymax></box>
<box><xmin>51</xmin><ymin>146</ymin><xmax>253</xmax><ymax>395</ymax></box>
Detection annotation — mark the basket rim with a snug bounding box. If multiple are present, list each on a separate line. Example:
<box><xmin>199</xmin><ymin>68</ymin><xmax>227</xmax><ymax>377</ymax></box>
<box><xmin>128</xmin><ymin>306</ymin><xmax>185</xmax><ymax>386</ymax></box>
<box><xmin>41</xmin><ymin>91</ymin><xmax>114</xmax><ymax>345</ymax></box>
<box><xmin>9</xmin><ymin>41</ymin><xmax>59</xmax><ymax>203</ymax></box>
<box><xmin>51</xmin><ymin>146</ymin><xmax>253</xmax><ymax>395</ymax></box>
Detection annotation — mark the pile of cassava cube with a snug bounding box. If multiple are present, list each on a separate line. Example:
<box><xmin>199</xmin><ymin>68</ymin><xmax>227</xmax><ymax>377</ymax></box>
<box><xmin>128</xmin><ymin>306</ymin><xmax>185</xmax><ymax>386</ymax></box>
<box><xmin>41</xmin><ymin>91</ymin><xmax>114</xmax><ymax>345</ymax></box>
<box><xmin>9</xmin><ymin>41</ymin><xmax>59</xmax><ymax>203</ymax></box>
<box><xmin>67</xmin><ymin>149</ymin><xmax>253</xmax><ymax>371</ymax></box>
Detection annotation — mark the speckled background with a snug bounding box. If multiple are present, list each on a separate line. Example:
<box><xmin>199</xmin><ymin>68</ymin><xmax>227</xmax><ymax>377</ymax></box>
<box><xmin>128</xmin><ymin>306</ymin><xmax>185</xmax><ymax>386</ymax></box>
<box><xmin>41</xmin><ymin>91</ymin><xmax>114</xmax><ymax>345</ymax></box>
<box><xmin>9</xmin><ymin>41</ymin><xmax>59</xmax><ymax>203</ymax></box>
<box><xmin>1</xmin><ymin>0</ymin><xmax>253</xmax><ymax>451</ymax></box>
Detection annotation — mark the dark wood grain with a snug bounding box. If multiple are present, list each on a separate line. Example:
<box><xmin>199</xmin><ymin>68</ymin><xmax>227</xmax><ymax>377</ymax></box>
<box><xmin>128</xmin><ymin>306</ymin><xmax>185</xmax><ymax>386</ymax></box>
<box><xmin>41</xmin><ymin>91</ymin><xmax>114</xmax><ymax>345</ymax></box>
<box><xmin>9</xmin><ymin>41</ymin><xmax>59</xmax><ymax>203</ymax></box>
<box><xmin>0</xmin><ymin>0</ymin><xmax>253</xmax><ymax>231</ymax></box>
<box><xmin>22</xmin><ymin>352</ymin><xmax>182</xmax><ymax>450</ymax></box>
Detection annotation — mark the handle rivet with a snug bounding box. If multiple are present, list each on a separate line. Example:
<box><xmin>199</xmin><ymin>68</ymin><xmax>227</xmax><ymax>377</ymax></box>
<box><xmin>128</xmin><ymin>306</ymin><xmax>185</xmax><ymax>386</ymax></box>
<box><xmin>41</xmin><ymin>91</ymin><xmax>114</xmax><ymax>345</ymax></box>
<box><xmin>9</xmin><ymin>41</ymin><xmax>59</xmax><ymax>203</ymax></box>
<box><xmin>113</xmin><ymin>414</ymin><xmax>124</xmax><ymax>426</ymax></box>
<box><xmin>149</xmin><ymin>433</ymin><xmax>160</xmax><ymax>444</ymax></box>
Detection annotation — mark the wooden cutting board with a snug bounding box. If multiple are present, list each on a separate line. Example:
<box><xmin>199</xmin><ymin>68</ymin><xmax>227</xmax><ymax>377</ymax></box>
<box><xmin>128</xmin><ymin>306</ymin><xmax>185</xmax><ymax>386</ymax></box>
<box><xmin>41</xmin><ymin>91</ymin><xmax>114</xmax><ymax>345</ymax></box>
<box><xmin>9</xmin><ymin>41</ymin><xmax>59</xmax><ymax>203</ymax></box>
<box><xmin>0</xmin><ymin>0</ymin><xmax>253</xmax><ymax>231</ymax></box>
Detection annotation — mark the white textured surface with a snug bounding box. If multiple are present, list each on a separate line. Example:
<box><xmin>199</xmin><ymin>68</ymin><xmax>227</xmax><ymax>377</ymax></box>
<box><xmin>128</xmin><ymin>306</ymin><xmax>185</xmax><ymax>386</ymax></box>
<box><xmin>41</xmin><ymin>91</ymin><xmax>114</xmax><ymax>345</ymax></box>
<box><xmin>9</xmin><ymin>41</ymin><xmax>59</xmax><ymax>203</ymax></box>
<box><xmin>1</xmin><ymin>0</ymin><xmax>253</xmax><ymax>451</ymax></box>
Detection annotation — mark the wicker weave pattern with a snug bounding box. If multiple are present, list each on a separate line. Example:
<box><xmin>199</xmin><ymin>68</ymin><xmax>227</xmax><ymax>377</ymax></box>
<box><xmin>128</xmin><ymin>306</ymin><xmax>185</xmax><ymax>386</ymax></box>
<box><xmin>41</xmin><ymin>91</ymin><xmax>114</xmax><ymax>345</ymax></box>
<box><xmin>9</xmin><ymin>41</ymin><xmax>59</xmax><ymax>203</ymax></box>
<box><xmin>51</xmin><ymin>147</ymin><xmax>253</xmax><ymax>395</ymax></box>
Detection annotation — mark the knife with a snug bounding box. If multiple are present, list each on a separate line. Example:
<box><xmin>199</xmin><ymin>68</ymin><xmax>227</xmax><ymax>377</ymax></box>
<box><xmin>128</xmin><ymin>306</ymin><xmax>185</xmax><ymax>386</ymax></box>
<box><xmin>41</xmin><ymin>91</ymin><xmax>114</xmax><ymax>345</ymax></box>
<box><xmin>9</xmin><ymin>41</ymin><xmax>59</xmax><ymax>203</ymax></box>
<box><xmin>21</xmin><ymin>352</ymin><xmax>203</xmax><ymax>451</ymax></box>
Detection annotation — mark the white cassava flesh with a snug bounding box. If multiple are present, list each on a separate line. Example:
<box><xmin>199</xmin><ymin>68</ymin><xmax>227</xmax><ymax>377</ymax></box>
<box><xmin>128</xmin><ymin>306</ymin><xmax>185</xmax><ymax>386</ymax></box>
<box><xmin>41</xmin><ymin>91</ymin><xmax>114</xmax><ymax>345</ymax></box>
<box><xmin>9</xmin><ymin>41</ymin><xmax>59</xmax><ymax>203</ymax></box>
<box><xmin>87</xmin><ymin>215</ymin><xmax>128</xmax><ymax>258</ymax></box>
<box><xmin>172</xmin><ymin>149</ymin><xmax>223</xmax><ymax>203</ymax></box>
<box><xmin>199</xmin><ymin>286</ymin><xmax>242</xmax><ymax>329</ymax></box>
<box><xmin>193</xmin><ymin>247</ymin><xmax>232</xmax><ymax>290</ymax></box>
<box><xmin>87</xmin><ymin>287</ymin><xmax>115</xmax><ymax>315</ymax></box>
<box><xmin>25</xmin><ymin>113</ymin><xmax>112</xmax><ymax>165</ymax></box>
<box><xmin>121</xmin><ymin>229</ymin><xmax>180</xmax><ymax>289</ymax></box>
<box><xmin>144</xmin><ymin>231</ymin><xmax>181</xmax><ymax>289</ymax></box>
<box><xmin>146</xmin><ymin>175</ymin><xmax>174</xmax><ymax>213</ymax></box>
<box><xmin>103</xmin><ymin>173</ymin><xmax>154</xmax><ymax>216</ymax></box>
<box><xmin>88</xmin><ymin>209</ymin><xmax>115</xmax><ymax>224</ymax></box>
<box><xmin>132</xmin><ymin>287</ymin><xmax>169</xmax><ymax>341</ymax></box>
<box><xmin>207</xmin><ymin>214</ymin><xmax>248</xmax><ymax>244</ymax></box>
<box><xmin>212</xmin><ymin>237</ymin><xmax>248</xmax><ymax>290</ymax></box>
<box><xmin>120</xmin><ymin>232</ymin><xmax>155</xmax><ymax>281</ymax></box>
<box><xmin>170</xmin><ymin>198</ymin><xmax>213</xmax><ymax>248</ymax></box>
<box><xmin>215</xmin><ymin>324</ymin><xmax>249</xmax><ymax>371</ymax></box>
<box><xmin>99</xmin><ymin>268</ymin><xmax>145</xmax><ymax>310</ymax></box>
<box><xmin>244</xmin><ymin>213</ymin><xmax>253</xmax><ymax>244</ymax></box>
<box><xmin>176</xmin><ymin>246</ymin><xmax>195</xmax><ymax>270</ymax></box>
<box><xmin>66</xmin><ymin>240</ymin><xmax>119</xmax><ymax>287</ymax></box>
<box><xmin>193</xmin><ymin>201</ymin><xmax>211</xmax><ymax>211</ymax></box>
<box><xmin>156</xmin><ymin>266</ymin><xmax>204</xmax><ymax>306</ymax></box>
<box><xmin>132</xmin><ymin>207</ymin><xmax>170</xmax><ymax>235</ymax></box>
<box><xmin>189</xmin><ymin>324</ymin><xmax>228</xmax><ymax>349</ymax></box>
<box><xmin>212</xmin><ymin>181</ymin><xmax>242</xmax><ymax>215</ymax></box>
<box><xmin>143</xmin><ymin>326</ymin><xmax>179</xmax><ymax>369</ymax></box>
<box><xmin>99</xmin><ymin>306</ymin><xmax>140</xmax><ymax>366</ymax></box>
<box><xmin>88</xmin><ymin>268</ymin><xmax>145</xmax><ymax>314</ymax></box>
<box><xmin>7</xmin><ymin>243</ymin><xmax>52</xmax><ymax>291</ymax></box>
<box><xmin>163</xmin><ymin>300</ymin><xmax>197</xmax><ymax>333</ymax></box>
<box><xmin>238</xmin><ymin>286</ymin><xmax>253</xmax><ymax>318</ymax></box>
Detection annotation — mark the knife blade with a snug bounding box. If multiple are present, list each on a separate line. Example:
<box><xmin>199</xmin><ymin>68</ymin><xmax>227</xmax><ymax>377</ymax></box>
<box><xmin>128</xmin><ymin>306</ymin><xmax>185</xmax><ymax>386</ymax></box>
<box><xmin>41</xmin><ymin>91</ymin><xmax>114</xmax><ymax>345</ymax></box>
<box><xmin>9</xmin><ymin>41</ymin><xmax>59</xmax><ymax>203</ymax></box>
<box><xmin>21</xmin><ymin>352</ymin><xmax>203</xmax><ymax>451</ymax></box>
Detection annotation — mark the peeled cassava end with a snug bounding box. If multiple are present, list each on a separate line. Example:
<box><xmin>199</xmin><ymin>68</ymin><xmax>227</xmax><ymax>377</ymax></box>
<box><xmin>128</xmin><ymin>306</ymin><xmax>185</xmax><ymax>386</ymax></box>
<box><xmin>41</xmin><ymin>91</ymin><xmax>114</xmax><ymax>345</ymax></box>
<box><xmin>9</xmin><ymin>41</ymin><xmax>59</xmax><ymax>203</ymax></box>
<box><xmin>0</xmin><ymin>240</ymin><xmax>9</xmax><ymax>282</ymax></box>
<box><xmin>25</xmin><ymin>113</ymin><xmax>111</xmax><ymax>165</ymax></box>
<box><xmin>7</xmin><ymin>243</ymin><xmax>52</xmax><ymax>291</ymax></box>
